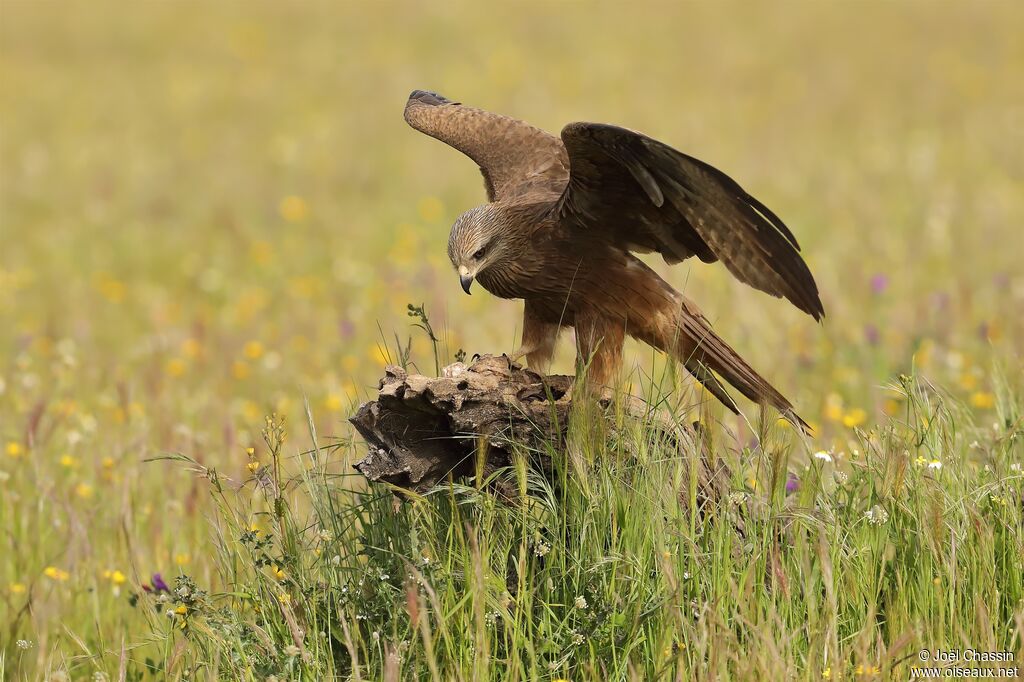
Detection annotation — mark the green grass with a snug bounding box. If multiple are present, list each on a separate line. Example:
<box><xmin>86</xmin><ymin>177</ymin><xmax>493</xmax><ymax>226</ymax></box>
<box><xmin>96</xmin><ymin>366</ymin><xmax>1023</xmax><ymax>680</ymax></box>
<box><xmin>1</xmin><ymin>1</ymin><xmax>1023</xmax><ymax>679</ymax></box>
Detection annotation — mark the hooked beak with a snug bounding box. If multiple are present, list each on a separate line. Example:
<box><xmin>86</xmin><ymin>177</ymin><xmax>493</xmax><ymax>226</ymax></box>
<box><xmin>458</xmin><ymin>266</ymin><xmax>474</xmax><ymax>295</ymax></box>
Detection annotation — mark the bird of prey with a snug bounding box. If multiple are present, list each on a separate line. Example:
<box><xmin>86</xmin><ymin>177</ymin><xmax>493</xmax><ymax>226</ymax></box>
<box><xmin>404</xmin><ymin>90</ymin><xmax>823</xmax><ymax>427</ymax></box>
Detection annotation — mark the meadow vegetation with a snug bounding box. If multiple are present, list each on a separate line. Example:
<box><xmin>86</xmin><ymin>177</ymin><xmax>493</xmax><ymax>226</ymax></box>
<box><xmin>1</xmin><ymin>2</ymin><xmax>1022</xmax><ymax>679</ymax></box>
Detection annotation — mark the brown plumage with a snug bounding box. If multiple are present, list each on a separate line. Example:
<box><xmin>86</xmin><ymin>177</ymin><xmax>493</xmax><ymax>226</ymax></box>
<box><xmin>405</xmin><ymin>90</ymin><xmax>823</xmax><ymax>428</ymax></box>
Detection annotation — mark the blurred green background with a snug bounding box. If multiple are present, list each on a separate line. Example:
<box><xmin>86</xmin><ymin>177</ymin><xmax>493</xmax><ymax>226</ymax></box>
<box><xmin>1</xmin><ymin>0</ymin><xmax>1022</xmax><ymax>673</ymax></box>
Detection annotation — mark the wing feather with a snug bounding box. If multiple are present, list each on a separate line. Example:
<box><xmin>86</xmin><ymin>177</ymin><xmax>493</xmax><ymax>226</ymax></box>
<box><xmin>403</xmin><ymin>90</ymin><xmax>568</xmax><ymax>202</ymax></box>
<box><xmin>557</xmin><ymin>122</ymin><xmax>824</xmax><ymax>320</ymax></box>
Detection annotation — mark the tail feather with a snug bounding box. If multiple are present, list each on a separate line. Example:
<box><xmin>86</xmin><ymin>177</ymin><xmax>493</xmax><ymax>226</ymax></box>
<box><xmin>673</xmin><ymin>309</ymin><xmax>810</xmax><ymax>433</ymax></box>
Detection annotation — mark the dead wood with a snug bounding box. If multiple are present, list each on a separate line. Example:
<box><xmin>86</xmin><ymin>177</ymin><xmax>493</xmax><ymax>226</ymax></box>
<box><xmin>349</xmin><ymin>354</ymin><xmax>729</xmax><ymax>509</ymax></box>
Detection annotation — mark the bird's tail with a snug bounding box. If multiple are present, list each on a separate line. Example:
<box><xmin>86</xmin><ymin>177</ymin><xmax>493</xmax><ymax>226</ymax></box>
<box><xmin>660</xmin><ymin>306</ymin><xmax>810</xmax><ymax>432</ymax></box>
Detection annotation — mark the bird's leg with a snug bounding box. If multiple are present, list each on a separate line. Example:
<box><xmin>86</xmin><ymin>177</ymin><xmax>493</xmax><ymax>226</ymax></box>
<box><xmin>509</xmin><ymin>301</ymin><xmax>560</xmax><ymax>374</ymax></box>
<box><xmin>574</xmin><ymin>312</ymin><xmax>625</xmax><ymax>401</ymax></box>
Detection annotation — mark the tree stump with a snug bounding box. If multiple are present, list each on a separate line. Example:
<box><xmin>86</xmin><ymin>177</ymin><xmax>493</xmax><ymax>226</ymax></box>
<box><xmin>349</xmin><ymin>355</ymin><xmax>730</xmax><ymax>509</ymax></box>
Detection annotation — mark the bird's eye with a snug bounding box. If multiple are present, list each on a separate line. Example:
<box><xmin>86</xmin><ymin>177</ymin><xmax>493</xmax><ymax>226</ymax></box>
<box><xmin>472</xmin><ymin>247</ymin><xmax>486</xmax><ymax>260</ymax></box>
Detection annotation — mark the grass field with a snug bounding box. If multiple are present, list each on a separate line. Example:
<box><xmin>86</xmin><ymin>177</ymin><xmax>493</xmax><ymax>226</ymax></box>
<box><xmin>1</xmin><ymin>2</ymin><xmax>1022</xmax><ymax>679</ymax></box>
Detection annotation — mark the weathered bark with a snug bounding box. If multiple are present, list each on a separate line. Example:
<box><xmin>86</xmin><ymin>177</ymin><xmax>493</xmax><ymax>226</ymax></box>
<box><xmin>349</xmin><ymin>354</ymin><xmax>728</xmax><ymax>508</ymax></box>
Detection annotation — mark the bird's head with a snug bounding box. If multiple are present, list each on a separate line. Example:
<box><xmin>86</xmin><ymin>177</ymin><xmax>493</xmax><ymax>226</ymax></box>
<box><xmin>447</xmin><ymin>205</ymin><xmax>508</xmax><ymax>294</ymax></box>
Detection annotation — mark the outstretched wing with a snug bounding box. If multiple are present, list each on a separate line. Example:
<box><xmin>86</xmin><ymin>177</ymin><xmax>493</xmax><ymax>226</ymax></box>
<box><xmin>556</xmin><ymin>122</ymin><xmax>824</xmax><ymax>320</ymax></box>
<box><xmin>404</xmin><ymin>90</ymin><xmax>569</xmax><ymax>202</ymax></box>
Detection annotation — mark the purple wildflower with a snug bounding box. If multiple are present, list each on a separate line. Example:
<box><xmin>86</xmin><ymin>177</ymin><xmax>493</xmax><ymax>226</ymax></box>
<box><xmin>864</xmin><ymin>324</ymin><xmax>880</xmax><ymax>345</ymax></box>
<box><xmin>870</xmin><ymin>274</ymin><xmax>889</xmax><ymax>295</ymax></box>
<box><xmin>785</xmin><ymin>473</ymin><xmax>800</xmax><ymax>495</ymax></box>
<box><xmin>151</xmin><ymin>573</ymin><xmax>170</xmax><ymax>593</ymax></box>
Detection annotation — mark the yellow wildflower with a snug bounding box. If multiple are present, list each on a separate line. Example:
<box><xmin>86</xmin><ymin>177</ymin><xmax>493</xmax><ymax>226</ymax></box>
<box><xmin>9</xmin><ymin>582</ymin><xmax>26</xmax><ymax>594</ymax></box>
<box><xmin>842</xmin><ymin>408</ymin><xmax>868</xmax><ymax>428</ymax></box>
<box><xmin>243</xmin><ymin>340</ymin><xmax>264</xmax><ymax>360</ymax></box>
<box><xmin>94</xmin><ymin>274</ymin><xmax>126</xmax><ymax>303</ymax></box>
<box><xmin>75</xmin><ymin>483</ymin><xmax>94</xmax><ymax>499</ymax></box>
<box><xmin>102</xmin><ymin>456</ymin><xmax>115</xmax><ymax>469</ymax></box>
<box><xmin>823</xmin><ymin>392</ymin><xmax>844</xmax><ymax>422</ymax></box>
<box><xmin>110</xmin><ymin>570</ymin><xmax>126</xmax><ymax>585</ymax></box>
<box><xmin>175</xmin><ymin>553</ymin><xmax>191</xmax><ymax>566</ymax></box>
<box><xmin>175</xmin><ymin>605</ymin><xmax>188</xmax><ymax>615</ymax></box>
<box><xmin>417</xmin><ymin>195</ymin><xmax>445</xmax><ymax>223</ymax></box>
<box><xmin>165</xmin><ymin>358</ymin><xmax>187</xmax><ymax>377</ymax></box>
<box><xmin>181</xmin><ymin>338</ymin><xmax>202</xmax><ymax>359</ymax></box>
<box><xmin>271</xmin><ymin>565</ymin><xmax>286</xmax><ymax>581</ymax></box>
<box><xmin>822</xmin><ymin>666</ymin><xmax>831</xmax><ymax>679</ymax></box>
<box><xmin>958</xmin><ymin>372</ymin><xmax>978</xmax><ymax>391</ymax></box>
<box><xmin>5</xmin><ymin>441</ymin><xmax>23</xmax><ymax>458</ymax></box>
<box><xmin>278</xmin><ymin>195</ymin><xmax>308</xmax><ymax>223</ymax></box>
<box><xmin>247</xmin><ymin>460</ymin><xmax>261</xmax><ymax>473</ymax></box>
<box><xmin>249</xmin><ymin>239</ymin><xmax>274</xmax><ymax>265</ymax></box>
<box><xmin>59</xmin><ymin>454</ymin><xmax>79</xmax><ymax>469</ymax></box>
<box><xmin>323</xmin><ymin>393</ymin><xmax>344</xmax><ymax>412</ymax></box>
<box><xmin>970</xmin><ymin>391</ymin><xmax>995</xmax><ymax>409</ymax></box>
<box><xmin>278</xmin><ymin>592</ymin><xmax>291</xmax><ymax>604</ymax></box>
<box><xmin>341</xmin><ymin>354</ymin><xmax>358</xmax><ymax>373</ymax></box>
<box><xmin>43</xmin><ymin>566</ymin><xmax>70</xmax><ymax>581</ymax></box>
<box><xmin>232</xmin><ymin>360</ymin><xmax>250</xmax><ymax>380</ymax></box>
<box><xmin>368</xmin><ymin>344</ymin><xmax>390</xmax><ymax>365</ymax></box>
<box><xmin>242</xmin><ymin>400</ymin><xmax>260</xmax><ymax>420</ymax></box>
<box><xmin>882</xmin><ymin>398</ymin><xmax>901</xmax><ymax>416</ymax></box>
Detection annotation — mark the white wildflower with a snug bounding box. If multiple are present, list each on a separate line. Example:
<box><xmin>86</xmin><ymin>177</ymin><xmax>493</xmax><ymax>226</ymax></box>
<box><xmin>927</xmin><ymin>459</ymin><xmax>942</xmax><ymax>470</ymax></box>
<box><xmin>16</xmin><ymin>639</ymin><xmax>32</xmax><ymax>649</ymax></box>
<box><xmin>574</xmin><ymin>595</ymin><xmax>588</xmax><ymax>610</ymax></box>
<box><xmin>865</xmin><ymin>504</ymin><xmax>889</xmax><ymax>526</ymax></box>
<box><xmin>813</xmin><ymin>450</ymin><xmax>833</xmax><ymax>463</ymax></box>
<box><xmin>728</xmin><ymin>491</ymin><xmax>748</xmax><ymax>507</ymax></box>
<box><xmin>283</xmin><ymin>645</ymin><xmax>300</xmax><ymax>658</ymax></box>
